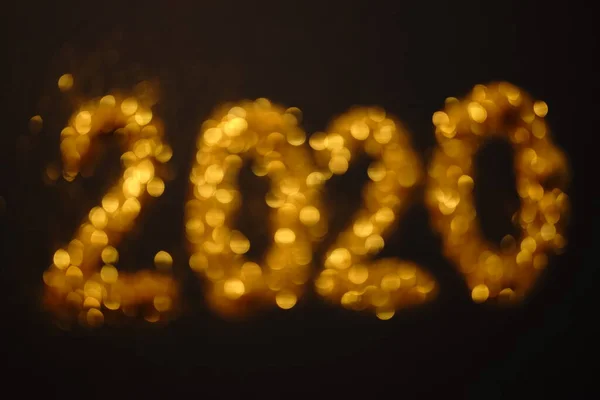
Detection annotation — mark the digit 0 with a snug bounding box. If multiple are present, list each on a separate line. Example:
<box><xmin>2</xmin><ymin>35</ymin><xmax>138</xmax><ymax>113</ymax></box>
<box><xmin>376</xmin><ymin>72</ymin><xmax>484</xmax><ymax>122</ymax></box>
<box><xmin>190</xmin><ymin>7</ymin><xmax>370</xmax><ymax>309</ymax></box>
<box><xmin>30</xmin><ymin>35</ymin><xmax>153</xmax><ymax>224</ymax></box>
<box><xmin>426</xmin><ymin>83</ymin><xmax>570</xmax><ymax>303</ymax></box>
<box><xmin>310</xmin><ymin>107</ymin><xmax>437</xmax><ymax>320</ymax></box>
<box><xmin>42</xmin><ymin>85</ymin><xmax>178</xmax><ymax>327</ymax></box>
<box><xmin>185</xmin><ymin>99</ymin><xmax>326</xmax><ymax>316</ymax></box>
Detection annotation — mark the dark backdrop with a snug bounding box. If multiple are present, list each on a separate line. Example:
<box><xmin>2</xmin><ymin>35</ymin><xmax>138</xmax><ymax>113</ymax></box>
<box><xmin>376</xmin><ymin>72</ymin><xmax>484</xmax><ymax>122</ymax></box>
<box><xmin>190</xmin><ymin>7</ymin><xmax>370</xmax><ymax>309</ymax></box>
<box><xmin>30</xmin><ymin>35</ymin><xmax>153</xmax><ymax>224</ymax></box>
<box><xmin>1</xmin><ymin>1</ymin><xmax>595</xmax><ymax>398</ymax></box>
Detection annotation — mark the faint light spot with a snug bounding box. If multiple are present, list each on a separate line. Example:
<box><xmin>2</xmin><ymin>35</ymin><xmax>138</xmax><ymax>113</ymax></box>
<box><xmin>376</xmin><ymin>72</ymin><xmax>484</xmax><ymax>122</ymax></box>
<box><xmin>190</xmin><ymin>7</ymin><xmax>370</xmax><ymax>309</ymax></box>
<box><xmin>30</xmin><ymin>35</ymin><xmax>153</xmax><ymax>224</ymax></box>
<box><xmin>376</xmin><ymin>309</ymin><xmax>395</xmax><ymax>320</ymax></box>
<box><xmin>154</xmin><ymin>251</ymin><xmax>173</xmax><ymax>270</ymax></box>
<box><xmin>58</xmin><ymin>74</ymin><xmax>74</xmax><ymax>92</ymax></box>
<box><xmin>100</xmin><ymin>265</ymin><xmax>118</xmax><ymax>283</ymax></box>
<box><xmin>472</xmin><ymin>284</ymin><xmax>489</xmax><ymax>303</ymax></box>
<box><xmin>153</xmin><ymin>295</ymin><xmax>172</xmax><ymax>312</ymax></box>
<box><xmin>100</xmin><ymin>95</ymin><xmax>116</xmax><ymax>107</ymax></box>
<box><xmin>29</xmin><ymin>115</ymin><xmax>43</xmax><ymax>134</ymax></box>
<box><xmin>541</xmin><ymin>223</ymin><xmax>556</xmax><ymax>241</ymax></box>
<box><xmin>86</xmin><ymin>309</ymin><xmax>104</xmax><ymax>327</ymax></box>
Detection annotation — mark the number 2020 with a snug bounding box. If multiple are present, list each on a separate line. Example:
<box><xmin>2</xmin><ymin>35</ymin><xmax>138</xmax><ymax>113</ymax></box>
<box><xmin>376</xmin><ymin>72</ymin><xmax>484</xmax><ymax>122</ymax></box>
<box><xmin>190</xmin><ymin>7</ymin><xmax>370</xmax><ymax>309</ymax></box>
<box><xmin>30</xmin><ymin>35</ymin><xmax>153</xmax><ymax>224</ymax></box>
<box><xmin>40</xmin><ymin>77</ymin><xmax>570</xmax><ymax>327</ymax></box>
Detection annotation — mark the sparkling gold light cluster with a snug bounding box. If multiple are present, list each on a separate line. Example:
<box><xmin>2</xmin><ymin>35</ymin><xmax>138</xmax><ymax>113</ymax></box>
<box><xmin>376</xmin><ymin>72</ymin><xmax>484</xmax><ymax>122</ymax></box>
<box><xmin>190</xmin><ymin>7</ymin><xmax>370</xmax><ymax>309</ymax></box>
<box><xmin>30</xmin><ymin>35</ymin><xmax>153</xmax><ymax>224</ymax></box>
<box><xmin>43</xmin><ymin>83</ymin><xmax>177</xmax><ymax>327</ymax></box>
<box><xmin>186</xmin><ymin>99</ymin><xmax>327</xmax><ymax>316</ymax></box>
<box><xmin>40</xmin><ymin>78</ymin><xmax>570</xmax><ymax>327</ymax></box>
<box><xmin>310</xmin><ymin>108</ymin><xmax>436</xmax><ymax>320</ymax></box>
<box><xmin>426</xmin><ymin>83</ymin><xmax>569</xmax><ymax>303</ymax></box>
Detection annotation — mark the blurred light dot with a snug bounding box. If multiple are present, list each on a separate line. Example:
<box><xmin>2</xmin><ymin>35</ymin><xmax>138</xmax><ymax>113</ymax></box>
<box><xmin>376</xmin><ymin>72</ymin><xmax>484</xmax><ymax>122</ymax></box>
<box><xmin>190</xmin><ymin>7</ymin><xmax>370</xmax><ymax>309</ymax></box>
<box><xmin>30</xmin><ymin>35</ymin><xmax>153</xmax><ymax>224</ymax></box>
<box><xmin>134</xmin><ymin>108</ymin><xmax>153</xmax><ymax>125</ymax></box>
<box><xmin>224</xmin><ymin>279</ymin><xmax>245</xmax><ymax>299</ymax></box>
<box><xmin>89</xmin><ymin>207</ymin><xmax>108</xmax><ymax>229</ymax></box>
<box><xmin>86</xmin><ymin>309</ymin><xmax>104</xmax><ymax>327</ymax></box>
<box><xmin>432</xmin><ymin>111</ymin><xmax>449</xmax><ymax>126</ymax></box>
<box><xmin>100</xmin><ymin>95</ymin><xmax>116</xmax><ymax>107</ymax></box>
<box><xmin>521</xmin><ymin>236</ymin><xmax>537</xmax><ymax>253</ymax></box>
<box><xmin>121</xmin><ymin>97</ymin><xmax>138</xmax><ymax>116</ymax></box>
<box><xmin>376</xmin><ymin>309</ymin><xmax>395</xmax><ymax>320</ymax></box>
<box><xmin>533</xmin><ymin>101</ymin><xmax>548</xmax><ymax>117</ymax></box>
<box><xmin>147</xmin><ymin>177</ymin><xmax>165</xmax><ymax>197</ymax></box>
<box><xmin>67</xmin><ymin>240</ymin><xmax>84</xmax><ymax>266</ymax></box>
<box><xmin>154</xmin><ymin>251</ymin><xmax>173</xmax><ymax>269</ymax></box>
<box><xmin>472</xmin><ymin>284</ymin><xmax>489</xmax><ymax>303</ymax></box>
<box><xmin>65</xmin><ymin>265</ymin><xmax>83</xmax><ymax>279</ymax></box>
<box><xmin>205</xmin><ymin>164</ymin><xmax>224</xmax><ymax>184</ymax></box>
<box><xmin>123</xmin><ymin>177</ymin><xmax>141</xmax><ymax>198</ymax></box>
<box><xmin>205</xmin><ymin>208</ymin><xmax>225</xmax><ymax>227</ymax></box>
<box><xmin>299</xmin><ymin>206</ymin><xmax>320</xmax><ymax>225</ymax></box>
<box><xmin>275</xmin><ymin>228</ymin><xmax>296</xmax><ymax>244</ymax></box>
<box><xmin>230</xmin><ymin>231</ymin><xmax>250</xmax><ymax>254</ymax></box>
<box><xmin>365</xmin><ymin>235</ymin><xmax>384</xmax><ymax>252</ymax></box>
<box><xmin>353</xmin><ymin>218</ymin><xmax>374</xmax><ymax>238</ymax></box>
<box><xmin>309</xmin><ymin>132</ymin><xmax>328</xmax><ymax>151</ymax></box>
<box><xmin>53</xmin><ymin>249</ymin><xmax>70</xmax><ymax>270</ymax></box>
<box><xmin>58</xmin><ymin>74</ymin><xmax>74</xmax><ymax>92</ymax></box>
<box><xmin>29</xmin><ymin>115</ymin><xmax>43</xmax><ymax>134</ymax></box>
<box><xmin>100</xmin><ymin>265</ymin><xmax>118</xmax><ymax>283</ymax></box>
<box><xmin>367</xmin><ymin>162</ymin><xmax>386</xmax><ymax>182</ymax></box>
<box><xmin>350</xmin><ymin>121</ymin><xmax>370</xmax><ymax>140</ymax></box>
<box><xmin>276</xmin><ymin>291</ymin><xmax>297</xmax><ymax>309</ymax></box>
<box><xmin>467</xmin><ymin>102</ymin><xmax>487</xmax><ymax>123</ymax></box>
<box><xmin>156</xmin><ymin>145</ymin><xmax>173</xmax><ymax>163</ymax></box>
<box><xmin>329</xmin><ymin>156</ymin><xmax>349</xmax><ymax>174</ymax></box>
<box><xmin>90</xmin><ymin>230</ymin><xmax>109</xmax><ymax>246</ymax></box>
<box><xmin>133</xmin><ymin>139</ymin><xmax>151</xmax><ymax>159</ymax></box>
<box><xmin>215</xmin><ymin>189</ymin><xmax>233</xmax><ymax>204</ymax></box>
<box><xmin>153</xmin><ymin>295</ymin><xmax>172</xmax><ymax>312</ymax></box>
<box><xmin>374</xmin><ymin>126</ymin><xmax>392</xmax><ymax>144</ymax></box>
<box><xmin>102</xmin><ymin>194</ymin><xmax>119</xmax><ymax>213</ymax></box>
<box><xmin>541</xmin><ymin>223</ymin><xmax>556</xmax><ymax>241</ymax></box>
<box><xmin>348</xmin><ymin>265</ymin><xmax>368</xmax><ymax>284</ymax></box>
<box><xmin>381</xmin><ymin>273</ymin><xmax>401</xmax><ymax>291</ymax></box>
<box><xmin>101</xmin><ymin>246</ymin><xmax>119</xmax><ymax>264</ymax></box>
<box><xmin>328</xmin><ymin>248</ymin><xmax>351</xmax><ymax>269</ymax></box>
<box><xmin>189</xmin><ymin>252</ymin><xmax>208</xmax><ymax>272</ymax></box>
<box><xmin>75</xmin><ymin>111</ymin><xmax>92</xmax><ymax>134</ymax></box>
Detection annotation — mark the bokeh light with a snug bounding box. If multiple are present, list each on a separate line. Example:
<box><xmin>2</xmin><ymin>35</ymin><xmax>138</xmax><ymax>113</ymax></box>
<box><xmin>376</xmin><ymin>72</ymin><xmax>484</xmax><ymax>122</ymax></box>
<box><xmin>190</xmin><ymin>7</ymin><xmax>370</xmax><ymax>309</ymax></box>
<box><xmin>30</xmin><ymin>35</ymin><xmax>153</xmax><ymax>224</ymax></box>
<box><xmin>42</xmin><ymin>81</ymin><xmax>177</xmax><ymax>327</ymax></box>
<box><xmin>426</xmin><ymin>82</ymin><xmax>570</xmax><ymax>302</ymax></box>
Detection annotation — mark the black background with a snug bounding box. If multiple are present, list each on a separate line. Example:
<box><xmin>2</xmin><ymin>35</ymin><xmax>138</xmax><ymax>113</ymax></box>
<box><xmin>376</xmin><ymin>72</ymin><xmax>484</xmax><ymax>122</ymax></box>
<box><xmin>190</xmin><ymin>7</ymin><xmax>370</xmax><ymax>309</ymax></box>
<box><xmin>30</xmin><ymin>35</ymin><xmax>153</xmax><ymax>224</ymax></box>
<box><xmin>1</xmin><ymin>1</ymin><xmax>595</xmax><ymax>398</ymax></box>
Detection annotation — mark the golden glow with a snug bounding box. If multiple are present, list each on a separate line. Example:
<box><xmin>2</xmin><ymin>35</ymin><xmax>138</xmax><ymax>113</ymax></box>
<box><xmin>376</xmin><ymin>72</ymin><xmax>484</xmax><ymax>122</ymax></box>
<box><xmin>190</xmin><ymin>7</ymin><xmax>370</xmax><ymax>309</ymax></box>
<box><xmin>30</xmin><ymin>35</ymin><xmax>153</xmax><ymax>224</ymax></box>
<box><xmin>154</xmin><ymin>251</ymin><xmax>173</xmax><ymax>270</ymax></box>
<box><xmin>426</xmin><ymin>82</ymin><xmax>570</xmax><ymax>303</ymax></box>
<box><xmin>58</xmin><ymin>74</ymin><xmax>74</xmax><ymax>92</ymax></box>
<box><xmin>42</xmin><ymin>81</ymin><xmax>570</xmax><ymax>325</ymax></box>
<box><xmin>313</xmin><ymin>107</ymin><xmax>437</xmax><ymax>317</ymax></box>
<box><xmin>185</xmin><ymin>100</ymin><xmax>326</xmax><ymax>317</ymax></box>
<box><xmin>42</xmin><ymin>83</ymin><xmax>178</xmax><ymax>327</ymax></box>
<box><xmin>53</xmin><ymin>249</ymin><xmax>70</xmax><ymax>270</ymax></box>
<box><xmin>275</xmin><ymin>290</ymin><xmax>297</xmax><ymax>309</ymax></box>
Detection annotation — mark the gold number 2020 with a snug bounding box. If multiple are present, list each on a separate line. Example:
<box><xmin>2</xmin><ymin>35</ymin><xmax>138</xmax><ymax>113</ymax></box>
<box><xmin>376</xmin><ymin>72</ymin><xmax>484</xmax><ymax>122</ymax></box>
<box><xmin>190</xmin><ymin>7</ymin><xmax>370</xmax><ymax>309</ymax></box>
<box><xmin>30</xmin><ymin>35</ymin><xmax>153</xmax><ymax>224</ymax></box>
<box><xmin>40</xmin><ymin>79</ymin><xmax>569</xmax><ymax>327</ymax></box>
